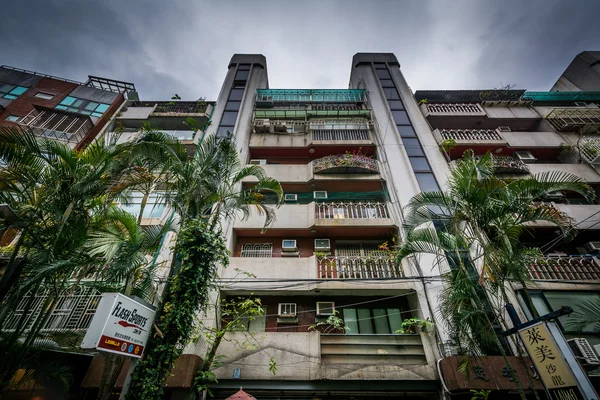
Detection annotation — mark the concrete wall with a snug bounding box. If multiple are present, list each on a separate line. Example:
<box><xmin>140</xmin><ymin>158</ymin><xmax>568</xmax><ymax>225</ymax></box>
<box><xmin>503</xmin><ymin>131</ymin><xmax>564</xmax><ymax>148</ymax></box>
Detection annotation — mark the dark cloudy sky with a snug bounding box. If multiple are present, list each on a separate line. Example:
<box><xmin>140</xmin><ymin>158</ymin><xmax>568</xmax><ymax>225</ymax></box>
<box><xmin>2</xmin><ymin>0</ymin><xmax>599</xmax><ymax>100</ymax></box>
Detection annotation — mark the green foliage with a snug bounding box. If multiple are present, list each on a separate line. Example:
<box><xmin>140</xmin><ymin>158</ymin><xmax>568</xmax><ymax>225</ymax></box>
<box><xmin>439</xmin><ymin>138</ymin><xmax>457</xmax><ymax>152</ymax></box>
<box><xmin>396</xmin><ymin>317</ymin><xmax>434</xmax><ymax>334</ymax></box>
<box><xmin>308</xmin><ymin>311</ymin><xmax>348</xmax><ymax>334</ymax></box>
<box><xmin>126</xmin><ymin>219</ymin><xmax>228</xmax><ymax>400</ymax></box>
<box><xmin>470</xmin><ymin>389</ymin><xmax>492</xmax><ymax>400</ymax></box>
<box><xmin>418</xmin><ymin>99</ymin><xmax>428</xmax><ymax>105</ymax></box>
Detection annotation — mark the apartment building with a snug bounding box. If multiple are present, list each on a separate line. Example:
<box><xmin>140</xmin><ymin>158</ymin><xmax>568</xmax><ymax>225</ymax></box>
<box><xmin>414</xmin><ymin>84</ymin><xmax>600</xmax><ymax>392</ymax></box>
<box><xmin>0</xmin><ymin>65</ymin><xmax>135</xmax><ymax>149</ymax></box>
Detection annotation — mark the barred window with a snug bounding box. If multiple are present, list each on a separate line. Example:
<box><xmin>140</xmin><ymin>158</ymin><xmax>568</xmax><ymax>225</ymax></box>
<box><xmin>241</xmin><ymin>243</ymin><xmax>272</xmax><ymax>258</ymax></box>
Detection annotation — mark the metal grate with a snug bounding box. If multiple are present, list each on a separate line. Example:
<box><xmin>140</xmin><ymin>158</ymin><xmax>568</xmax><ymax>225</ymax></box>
<box><xmin>241</xmin><ymin>243</ymin><xmax>273</xmax><ymax>258</ymax></box>
<box><xmin>439</xmin><ymin>129</ymin><xmax>503</xmax><ymax>142</ymax></box>
<box><xmin>315</xmin><ymin>202</ymin><xmax>389</xmax><ymax>219</ymax></box>
<box><xmin>425</xmin><ymin>103</ymin><xmax>485</xmax><ymax>114</ymax></box>
<box><xmin>19</xmin><ymin>108</ymin><xmax>92</xmax><ymax>143</ymax></box>
<box><xmin>317</xmin><ymin>255</ymin><xmax>402</xmax><ymax>279</ymax></box>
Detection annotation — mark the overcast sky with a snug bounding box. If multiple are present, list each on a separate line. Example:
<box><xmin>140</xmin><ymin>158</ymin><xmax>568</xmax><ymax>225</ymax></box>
<box><xmin>2</xmin><ymin>0</ymin><xmax>599</xmax><ymax>100</ymax></box>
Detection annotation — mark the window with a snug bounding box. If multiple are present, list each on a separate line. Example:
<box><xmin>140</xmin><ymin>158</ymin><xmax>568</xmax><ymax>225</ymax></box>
<box><xmin>373</xmin><ymin>63</ymin><xmax>387</xmax><ymax>70</ymax></box>
<box><xmin>415</xmin><ymin>173</ymin><xmax>439</xmax><ymax>192</ymax></box>
<box><xmin>409</xmin><ymin>157</ymin><xmax>431</xmax><ymax>172</ymax></box>
<box><xmin>392</xmin><ymin>110</ymin><xmax>410</xmax><ymax>125</ymax></box>
<box><xmin>55</xmin><ymin>96</ymin><xmax>111</xmax><ymax>117</ymax></box>
<box><xmin>396</xmin><ymin>125</ymin><xmax>416</xmax><ymax>137</ymax></box>
<box><xmin>383</xmin><ymin>88</ymin><xmax>400</xmax><ymax>100</ymax></box>
<box><xmin>388</xmin><ymin>100</ymin><xmax>404</xmax><ymax>110</ymax></box>
<box><xmin>225</xmin><ymin>101</ymin><xmax>241</xmax><ymax>111</ymax></box>
<box><xmin>278</xmin><ymin>303</ymin><xmax>297</xmax><ymax>317</ymax></box>
<box><xmin>0</xmin><ymin>83</ymin><xmax>27</xmax><ymax>100</ymax></box>
<box><xmin>221</xmin><ymin>111</ymin><xmax>238</xmax><ymax>126</ymax></box>
<box><xmin>342</xmin><ymin>308</ymin><xmax>403</xmax><ymax>334</ymax></box>
<box><xmin>379</xmin><ymin>79</ymin><xmax>395</xmax><ymax>88</ymax></box>
<box><xmin>233</xmin><ymin>309</ymin><xmax>267</xmax><ymax>332</ymax></box>
<box><xmin>238</xmin><ymin>64</ymin><xmax>251</xmax><ymax>71</ymax></box>
<box><xmin>403</xmin><ymin>138</ymin><xmax>424</xmax><ymax>156</ymax></box>
<box><xmin>5</xmin><ymin>115</ymin><xmax>20</xmax><ymax>122</ymax></box>
<box><xmin>235</xmin><ymin>70</ymin><xmax>249</xmax><ymax>81</ymax></box>
<box><xmin>117</xmin><ymin>192</ymin><xmax>166</xmax><ymax>219</ymax></box>
<box><xmin>34</xmin><ymin>92</ymin><xmax>54</xmax><ymax>100</ymax></box>
<box><xmin>376</xmin><ymin>69</ymin><xmax>391</xmax><ymax>79</ymax></box>
<box><xmin>229</xmin><ymin>89</ymin><xmax>245</xmax><ymax>101</ymax></box>
<box><xmin>241</xmin><ymin>243</ymin><xmax>272</xmax><ymax>258</ymax></box>
<box><xmin>217</xmin><ymin>126</ymin><xmax>234</xmax><ymax>138</ymax></box>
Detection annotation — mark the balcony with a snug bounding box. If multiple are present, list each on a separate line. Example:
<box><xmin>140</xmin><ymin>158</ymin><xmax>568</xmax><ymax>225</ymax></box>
<box><xmin>255</xmin><ymin>89</ymin><xmax>366</xmax><ymax>105</ymax></box>
<box><xmin>545</xmin><ymin>107</ymin><xmax>600</xmax><ymax>133</ymax></box>
<box><xmin>315</xmin><ymin>202</ymin><xmax>389</xmax><ymax>219</ymax></box>
<box><xmin>527</xmin><ymin>255</ymin><xmax>600</xmax><ymax>281</ymax></box>
<box><xmin>117</xmin><ymin>100</ymin><xmax>214</xmax><ymax>130</ymax></box>
<box><xmin>579</xmin><ymin>137</ymin><xmax>600</xmax><ymax>165</ymax></box>
<box><xmin>435</xmin><ymin>128</ymin><xmax>506</xmax><ymax>144</ymax></box>
<box><xmin>312</xmin><ymin>154</ymin><xmax>379</xmax><ymax>174</ymax></box>
<box><xmin>487</xmin><ymin>155</ymin><xmax>530</xmax><ymax>174</ymax></box>
<box><xmin>317</xmin><ymin>255</ymin><xmax>402</xmax><ymax>279</ymax></box>
<box><xmin>19</xmin><ymin>108</ymin><xmax>92</xmax><ymax>144</ymax></box>
<box><xmin>421</xmin><ymin>103</ymin><xmax>486</xmax><ymax>117</ymax></box>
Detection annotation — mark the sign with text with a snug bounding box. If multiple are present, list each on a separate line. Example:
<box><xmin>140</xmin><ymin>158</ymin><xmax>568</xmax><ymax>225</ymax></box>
<box><xmin>518</xmin><ymin>322</ymin><xmax>582</xmax><ymax>400</ymax></box>
<box><xmin>81</xmin><ymin>293</ymin><xmax>156</xmax><ymax>358</ymax></box>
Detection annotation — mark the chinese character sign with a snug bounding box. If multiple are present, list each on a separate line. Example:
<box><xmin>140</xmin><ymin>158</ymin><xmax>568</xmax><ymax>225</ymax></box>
<box><xmin>518</xmin><ymin>322</ymin><xmax>577</xmax><ymax>390</ymax></box>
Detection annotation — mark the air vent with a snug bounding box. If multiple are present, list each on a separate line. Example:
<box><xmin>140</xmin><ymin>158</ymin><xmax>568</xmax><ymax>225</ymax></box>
<box><xmin>282</xmin><ymin>240</ymin><xmax>297</xmax><ymax>252</ymax></box>
<box><xmin>568</xmin><ymin>338</ymin><xmax>600</xmax><ymax>365</ymax></box>
<box><xmin>314</xmin><ymin>239</ymin><xmax>331</xmax><ymax>251</ymax></box>
<box><xmin>584</xmin><ymin>241</ymin><xmax>600</xmax><ymax>253</ymax></box>
<box><xmin>313</xmin><ymin>191</ymin><xmax>328</xmax><ymax>200</ymax></box>
<box><xmin>250</xmin><ymin>159</ymin><xmax>267</xmax><ymax>165</ymax></box>
<box><xmin>513</xmin><ymin>151</ymin><xmax>537</xmax><ymax>163</ymax></box>
<box><xmin>284</xmin><ymin>194</ymin><xmax>298</xmax><ymax>202</ymax></box>
<box><xmin>316</xmin><ymin>301</ymin><xmax>335</xmax><ymax>316</ymax></box>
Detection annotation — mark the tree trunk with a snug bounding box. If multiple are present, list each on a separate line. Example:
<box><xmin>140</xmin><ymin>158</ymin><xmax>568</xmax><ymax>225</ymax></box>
<box><xmin>0</xmin><ymin>228</ymin><xmax>27</xmax><ymax>305</ymax></box>
<box><xmin>97</xmin><ymin>354</ymin><xmax>126</xmax><ymax>400</ymax></box>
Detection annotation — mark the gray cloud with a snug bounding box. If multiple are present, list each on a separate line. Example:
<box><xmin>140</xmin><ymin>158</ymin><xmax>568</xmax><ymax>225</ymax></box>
<box><xmin>1</xmin><ymin>0</ymin><xmax>598</xmax><ymax>100</ymax></box>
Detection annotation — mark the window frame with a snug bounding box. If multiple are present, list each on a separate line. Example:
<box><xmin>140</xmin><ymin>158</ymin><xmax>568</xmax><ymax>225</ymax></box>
<box><xmin>34</xmin><ymin>92</ymin><xmax>54</xmax><ymax>100</ymax></box>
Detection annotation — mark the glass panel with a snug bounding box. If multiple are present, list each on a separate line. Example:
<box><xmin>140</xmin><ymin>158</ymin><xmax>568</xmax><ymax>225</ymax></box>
<box><xmin>343</xmin><ymin>308</ymin><xmax>359</xmax><ymax>334</ymax></box>
<box><xmin>3</xmin><ymin>94</ymin><xmax>17</xmax><ymax>100</ymax></box>
<box><xmin>376</xmin><ymin>69</ymin><xmax>391</xmax><ymax>79</ymax></box>
<box><xmin>217</xmin><ymin>126</ymin><xmax>234</xmax><ymax>138</ymax></box>
<box><xmin>229</xmin><ymin>89</ymin><xmax>245</xmax><ymax>101</ymax></box>
<box><xmin>35</xmin><ymin>92</ymin><xmax>54</xmax><ymax>100</ymax></box>
<box><xmin>80</xmin><ymin>110</ymin><xmax>92</xmax><ymax>115</ymax></box>
<box><xmin>235</xmin><ymin>70</ymin><xmax>249</xmax><ymax>81</ymax></box>
<box><xmin>545</xmin><ymin>291</ymin><xmax>600</xmax><ymax>333</ymax></box>
<box><xmin>67</xmin><ymin>107</ymin><xmax>79</xmax><ymax>113</ymax></box>
<box><xmin>0</xmin><ymin>83</ymin><xmax>14</xmax><ymax>93</ymax></box>
<box><xmin>374</xmin><ymin>63</ymin><xmax>387</xmax><ymax>70</ymax></box>
<box><xmin>84</xmin><ymin>101</ymin><xmax>99</xmax><ymax>111</ymax></box>
<box><xmin>415</xmin><ymin>173</ymin><xmax>439</xmax><ymax>192</ymax></box>
<box><xmin>142</xmin><ymin>204</ymin><xmax>165</xmax><ymax>218</ymax></box>
<box><xmin>409</xmin><ymin>157</ymin><xmax>431</xmax><ymax>172</ymax></box>
<box><xmin>388</xmin><ymin>100</ymin><xmax>404</xmax><ymax>110</ymax></box>
<box><xmin>60</xmin><ymin>96</ymin><xmax>77</xmax><ymax>106</ymax></box>
<box><xmin>357</xmin><ymin>309</ymin><xmax>373</xmax><ymax>334</ymax></box>
<box><xmin>387</xmin><ymin>308</ymin><xmax>403</xmax><ymax>333</ymax></box>
<box><xmin>6</xmin><ymin>115</ymin><xmax>20</xmax><ymax>122</ymax></box>
<box><xmin>225</xmin><ymin>101</ymin><xmax>241</xmax><ymax>111</ymax></box>
<box><xmin>397</xmin><ymin>125</ymin><xmax>416</xmax><ymax>137</ymax></box>
<box><xmin>221</xmin><ymin>111</ymin><xmax>238</xmax><ymax>126</ymax></box>
<box><xmin>392</xmin><ymin>111</ymin><xmax>410</xmax><ymax>125</ymax></box>
<box><xmin>248</xmin><ymin>310</ymin><xmax>267</xmax><ymax>333</ymax></box>
<box><xmin>373</xmin><ymin>309</ymin><xmax>390</xmax><ymax>334</ymax></box>
<box><xmin>95</xmin><ymin>103</ymin><xmax>110</xmax><ymax>113</ymax></box>
<box><xmin>380</xmin><ymin>79</ymin><xmax>395</xmax><ymax>88</ymax></box>
<box><xmin>238</xmin><ymin>64</ymin><xmax>251</xmax><ymax>70</ymax></box>
<box><xmin>9</xmin><ymin>86</ymin><xmax>27</xmax><ymax>95</ymax></box>
<box><xmin>404</xmin><ymin>138</ymin><xmax>424</xmax><ymax>156</ymax></box>
<box><xmin>91</xmin><ymin>112</ymin><xmax>103</xmax><ymax>117</ymax></box>
<box><xmin>72</xmin><ymin>99</ymin><xmax>85</xmax><ymax>107</ymax></box>
<box><xmin>55</xmin><ymin>105</ymin><xmax>68</xmax><ymax>110</ymax></box>
<box><xmin>383</xmin><ymin>88</ymin><xmax>400</xmax><ymax>100</ymax></box>
<box><xmin>120</xmin><ymin>203</ymin><xmax>141</xmax><ymax>217</ymax></box>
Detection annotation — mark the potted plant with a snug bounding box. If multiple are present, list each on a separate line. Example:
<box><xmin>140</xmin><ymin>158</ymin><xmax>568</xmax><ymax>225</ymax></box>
<box><xmin>396</xmin><ymin>317</ymin><xmax>434</xmax><ymax>334</ymax></box>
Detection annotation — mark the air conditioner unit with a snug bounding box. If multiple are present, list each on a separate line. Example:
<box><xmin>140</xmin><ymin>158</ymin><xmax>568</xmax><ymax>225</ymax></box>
<box><xmin>497</xmin><ymin>126</ymin><xmax>511</xmax><ymax>132</ymax></box>
<box><xmin>254</xmin><ymin>119</ymin><xmax>271</xmax><ymax>133</ymax></box>
<box><xmin>313</xmin><ymin>191</ymin><xmax>328</xmax><ymax>200</ymax></box>
<box><xmin>568</xmin><ymin>338</ymin><xmax>600</xmax><ymax>365</ymax></box>
<box><xmin>314</xmin><ymin>239</ymin><xmax>331</xmax><ymax>251</ymax></box>
<box><xmin>584</xmin><ymin>241</ymin><xmax>600</xmax><ymax>253</ymax></box>
<box><xmin>250</xmin><ymin>159</ymin><xmax>267</xmax><ymax>165</ymax></box>
<box><xmin>284</xmin><ymin>194</ymin><xmax>298</xmax><ymax>202</ymax></box>
<box><xmin>282</xmin><ymin>239</ymin><xmax>297</xmax><ymax>252</ymax></box>
<box><xmin>278</xmin><ymin>303</ymin><xmax>297</xmax><ymax>317</ymax></box>
<box><xmin>316</xmin><ymin>301</ymin><xmax>335</xmax><ymax>316</ymax></box>
<box><xmin>513</xmin><ymin>151</ymin><xmax>537</xmax><ymax>163</ymax></box>
<box><xmin>273</xmin><ymin>121</ymin><xmax>287</xmax><ymax>133</ymax></box>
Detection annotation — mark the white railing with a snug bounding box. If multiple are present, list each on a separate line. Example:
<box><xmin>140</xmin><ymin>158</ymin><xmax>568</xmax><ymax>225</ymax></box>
<box><xmin>527</xmin><ymin>256</ymin><xmax>600</xmax><ymax>281</ymax></box>
<box><xmin>312</xmin><ymin>130</ymin><xmax>369</xmax><ymax>141</ymax></box>
<box><xmin>3</xmin><ymin>286</ymin><xmax>102</xmax><ymax>332</ymax></box>
<box><xmin>19</xmin><ymin>109</ymin><xmax>92</xmax><ymax>143</ymax></box>
<box><xmin>580</xmin><ymin>137</ymin><xmax>600</xmax><ymax>164</ymax></box>
<box><xmin>241</xmin><ymin>243</ymin><xmax>273</xmax><ymax>258</ymax></box>
<box><xmin>317</xmin><ymin>255</ymin><xmax>402</xmax><ymax>279</ymax></box>
<box><xmin>425</xmin><ymin>103</ymin><xmax>485</xmax><ymax>115</ymax></box>
<box><xmin>545</xmin><ymin>108</ymin><xmax>600</xmax><ymax>133</ymax></box>
<box><xmin>315</xmin><ymin>202</ymin><xmax>389</xmax><ymax>219</ymax></box>
<box><xmin>439</xmin><ymin>129</ymin><xmax>503</xmax><ymax>142</ymax></box>
<box><xmin>312</xmin><ymin>154</ymin><xmax>379</xmax><ymax>174</ymax></box>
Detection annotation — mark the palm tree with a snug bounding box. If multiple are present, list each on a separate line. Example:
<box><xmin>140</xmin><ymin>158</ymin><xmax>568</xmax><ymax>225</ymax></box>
<box><xmin>126</xmin><ymin>135</ymin><xmax>283</xmax><ymax>400</ymax></box>
<box><xmin>397</xmin><ymin>151</ymin><xmax>594</xmax><ymax>398</ymax></box>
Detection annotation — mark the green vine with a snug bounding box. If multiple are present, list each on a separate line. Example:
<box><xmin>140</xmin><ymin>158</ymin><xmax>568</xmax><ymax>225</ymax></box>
<box><xmin>126</xmin><ymin>219</ymin><xmax>228</xmax><ymax>400</ymax></box>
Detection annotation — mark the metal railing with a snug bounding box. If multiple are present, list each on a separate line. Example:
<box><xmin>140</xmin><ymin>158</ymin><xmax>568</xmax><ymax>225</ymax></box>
<box><xmin>19</xmin><ymin>109</ymin><xmax>92</xmax><ymax>143</ymax></box>
<box><xmin>439</xmin><ymin>129</ymin><xmax>504</xmax><ymax>142</ymax></box>
<box><xmin>424</xmin><ymin>103</ymin><xmax>485</xmax><ymax>115</ymax></box>
<box><xmin>317</xmin><ymin>255</ymin><xmax>402</xmax><ymax>279</ymax></box>
<box><xmin>545</xmin><ymin>108</ymin><xmax>600</xmax><ymax>133</ymax></box>
<box><xmin>240</xmin><ymin>243</ymin><xmax>273</xmax><ymax>258</ymax></box>
<box><xmin>315</xmin><ymin>202</ymin><xmax>389</xmax><ymax>219</ymax></box>
<box><xmin>312</xmin><ymin>130</ymin><xmax>369</xmax><ymax>141</ymax></box>
<box><xmin>527</xmin><ymin>256</ymin><xmax>600</xmax><ymax>281</ymax></box>
<box><xmin>580</xmin><ymin>137</ymin><xmax>600</xmax><ymax>164</ymax></box>
<box><xmin>312</xmin><ymin>154</ymin><xmax>379</xmax><ymax>174</ymax></box>
<box><xmin>480</xmin><ymin>155</ymin><xmax>530</xmax><ymax>174</ymax></box>
<box><xmin>153</xmin><ymin>101</ymin><xmax>209</xmax><ymax>114</ymax></box>
<box><xmin>2</xmin><ymin>286</ymin><xmax>102</xmax><ymax>332</ymax></box>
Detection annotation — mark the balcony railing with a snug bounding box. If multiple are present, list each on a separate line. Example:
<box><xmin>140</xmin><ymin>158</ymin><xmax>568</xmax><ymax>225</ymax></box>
<box><xmin>438</xmin><ymin>128</ymin><xmax>504</xmax><ymax>142</ymax></box>
<box><xmin>127</xmin><ymin>101</ymin><xmax>212</xmax><ymax>115</ymax></box>
<box><xmin>317</xmin><ymin>255</ymin><xmax>402</xmax><ymax>279</ymax></box>
<box><xmin>487</xmin><ymin>155</ymin><xmax>530</xmax><ymax>174</ymax></box>
<box><xmin>312</xmin><ymin>154</ymin><xmax>379</xmax><ymax>174</ymax></box>
<box><xmin>19</xmin><ymin>108</ymin><xmax>92</xmax><ymax>143</ymax></box>
<box><xmin>3</xmin><ymin>286</ymin><xmax>102</xmax><ymax>332</ymax></box>
<box><xmin>545</xmin><ymin>108</ymin><xmax>600</xmax><ymax>133</ymax></box>
<box><xmin>312</xmin><ymin>130</ymin><xmax>370</xmax><ymax>141</ymax></box>
<box><xmin>579</xmin><ymin>137</ymin><xmax>600</xmax><ymax>164</ymax></box>
<box><xmin>423</xmin><ymin>103</ymin><xmax>486</xmax><ymax>116</ymax></box>
<box><xmin>527</xmin><ymin>256</ymin><xmax>600</xmax><ymax>281</ymax></box>
<box><xmin>256</xmin><ymin>89</ymin><xmax>366</xmax><ymax>104</ymax></box>
<box><xmin>315</xmin><ymin>202</ymin><xmax>389</xmax><ymax>219</ymax></box>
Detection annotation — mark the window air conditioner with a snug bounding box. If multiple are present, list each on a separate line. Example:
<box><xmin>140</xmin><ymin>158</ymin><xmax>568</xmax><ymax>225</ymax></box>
<box><xmin>584</xmin><ymin>241</ymin><xmax>600</xmax><ymax>253</ymax></box>
<box><xmin>250</xmin><ymin>159</ymin><xmax>267</xmax><ymax>165</ymax></box>
<box><xmin>513</xmin><ymin>151</ymin><xmax>537</xmax><ymax>163</ymax></box>
<box><xmin>314</xmin><ymin>239</ymin><xmax>331</xmax><ymax>251</ymax></box>
<box><xmin>313</xmin><ymin>191</ymin><xmax>328</xmax><ymax>200</ymax></box>
<box><xmin>284</xmin><ymin>194</ymin><xmax>298</xmax><ymax>202</ymax></box>
<box><xmin>254</xmin><ymin>119</ymin><xmax>271</xmax><ymax>133</ymax></box>
<box><xmin>316</xmin><ymin>302</ymin><xmax>335</xmax><ymax>316</ymax></box>
<box><xmin>568</xmin><ymin>338</ymin><xmax>600</xmax><ymax>365</ymax></box>
<box><xmin>273</xmin><ymin>121</ymin><xmax>287</xmax><ymax>133</ymax></box>
<box><xmin>497</xmin><ymin>126</ymin><xmax>511</xmax><ymax>132</ymax></box>
<box><xmin>282</xmin><ymin>240</ymin><xmax>297</xmax><ymax>252</ymax></box>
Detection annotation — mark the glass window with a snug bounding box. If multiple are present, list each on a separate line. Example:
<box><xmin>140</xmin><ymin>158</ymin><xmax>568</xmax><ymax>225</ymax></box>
<box><xmin>60</xmin><ymin>96</ymin><xmax>77</xmax><ymax>106</ymax></box>
<box><xmin>233</xmin><ymin>82</ymin><xmax>246</xmax><ymax>89</ymax></box>
<box><xmin>235</xmin><ymin>70</ymin><xmax>249</xmax><ymax>81</ymax></box>
<box><xmin>544</xmin><ymin>292</ymin><xmax>600</xmax><ymax>333</ymax></box>
<box><xmin>392</xmin><ymin>111</ymin><xmax>410</xmax><ymax>125</ymax></box>
<box><xmin>376</xmin><ymin>69</ymin><xmax>391</xmax><ymax>79</ymax></box>
<box><xmin>5</xmin><ymin>115</ymin><xmax>20</xmax><ymax>122</ymax></box>
<box><xmin>1</xmin><ymin>84</ymin><xmax>28</xmax><ymax>100</ymax></box>
<box><xmin>229</xmin><ymin>89</ymin><xmax>245</xmax><ymax>101</ymax></box>
<box><xmin>238</xmin><ymin>64</ymin><xmax>251</xmax><ymax>71</ymax></box>
<box><xmin>397</xmin><ymin>125</ymin><xmax>416</xmax><ymax>137</ymax></box>
<box><xmin>380</xmin><ymin>79</ymin><xmax>395</xmax><ymax>88</ymax></box>
<box><xmin>343</xmin><ymin>308</ymin><xmax>404</xmax><ymax>334</ymax></box>
<box><xmin>95</xmin><ymin>103</ymin><xmax>110</xmax><ymax>113</ymax></box>
<box><xmin>383</xmin><ymin>88</ymin><xmax>400</xmax><ymax>100</ymax></box>
<box><xmin>374</xmin><ymin>63</ymin><xmax>387</xmax><ymax>70</ymax></box>
<box><xmin>35</xmin><ymin>92</ymin><xmax>54</xmax><ymax>100</ymax></box>
<box><xmin>84</xmin><ymin>101</ymin><xmax>99</xmax><ymax>111</ymax></box>
<box><xmin>404</xmin><ymin>138</ymin><xmax>424</xmax><ymax>156</ymax></box>
<box><xmin>0</xmin><ymin>83</ymin><xmax>14</xmax><ymax>93</ymax></box>
<box><xmin>221</xmin><ymin>111</ymin><xmax>238</xmax><ymax>126</ymax></box>
<box><xmin>388</xmin><ymin>100</ymin><xmax>404</xmax><ymax>110</ymax></box>
<box><xmin>409</xmin><ymin>156</ymin><xmax>431</xmax><ymax>172</ymax></box>
<box><xmin>8</xmin><ymin>86</ymin><xmax>27</xmax><ymax>96</ymax></box>
<box><xmin>225</xmin><ymin>101</ymin><xmax>241</xmax><ymax>111</ymax></box>
<box><xmin>217</xmin><ymin>126</ymin><xmax>234</xmax><ymax>138</ymax></box>
<box><xmin>56</xmin><ymin>97</ymin><xmax>110</xmax><ymax>116</ymax></box>
<box><xmin>415</xmin><ymin>173</ymin><xmax>439</xmax><ymax>192</ymax></box>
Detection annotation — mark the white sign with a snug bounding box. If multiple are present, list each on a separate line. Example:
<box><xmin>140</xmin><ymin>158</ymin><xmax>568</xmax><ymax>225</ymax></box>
<box><xmin>81</xmin><ymin>293</ymin><xmax>156</xmax><ymax>358</ymax></box>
